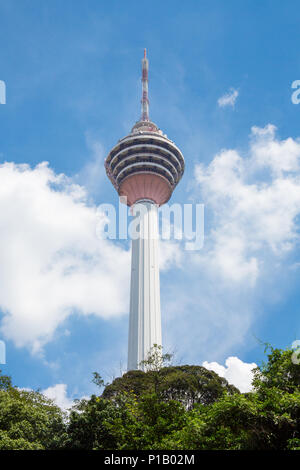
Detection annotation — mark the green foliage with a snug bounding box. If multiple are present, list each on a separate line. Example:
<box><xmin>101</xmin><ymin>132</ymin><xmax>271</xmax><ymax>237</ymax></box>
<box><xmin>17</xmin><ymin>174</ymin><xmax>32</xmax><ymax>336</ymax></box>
<box><xmin>0</xmin><ymin>372</ymin><xmax>67</xmax><ymax>450</ymax></box>
<box><xmin>159</xmin><ymin>346</ymin><xmax>300</xmax><ymax>450</ymax></box>
<box><xmin>158</xmin><ymin>392</ymin><xmax>299</xmax><ymax>450</ymax></box>
<box><xmin>0</xmin><ymin>344</ymin><xmax>299</xmax><ymax>450</ymax></box>
<box><xmin>66</xmin><ymin>394</ymin><xmax>138</xmax><ymax>450</ymax></box>
<box><xmin>66</xmin><ymin>391</ymin><xmax>186</xmax><ymax>450</ymax></box>
<box><xmin>0</xmin><ymin>371</ymin><xmax>13</xmax><ymax>392</ymax></box>
<box><xmin>69</xmin><ymin>345</ymin><xmax>300</xmax><ymax>450</ymax></box>
<box><xmin>252</xmin><ymin>345</ymin><xmax>300</xmax><ymax>394</ymax></box>
<box><xmin>103</xmin><ymin>364</ymin><xmax>238</xmax><ymax>409</ymax></box>
<box><xmin>92</xmin><ymin>372</ymin><xmax>106</xmax><ymax>389</ymax></box>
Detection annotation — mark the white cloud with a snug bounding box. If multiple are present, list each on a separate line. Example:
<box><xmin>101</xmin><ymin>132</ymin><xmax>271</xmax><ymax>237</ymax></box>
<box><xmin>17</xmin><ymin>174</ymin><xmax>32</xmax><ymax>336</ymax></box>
<box><xmin>194</xmin><ymin>124</ymin><xmax>300</xmax><ymax>285</ymax></box>
<box><xmin>19</xmin><ymin>383</ymin><xmax>77</xmax><ymax>411</ymax></box>
<box><xmin>203</xmin><ymin>356</ymin><xmax>257</xmax><ymax>393</ymax></box>
<box><xmin>42</xmin><ymin>383</ymin><xmax>74</xmax><ymax>411</ymax></box>
<box><xmin>251</xmin><ymin>124</ymin><xmax>300</xmax><ymax>176</ymax></box>
<box><xmin>217</xmin><ymin>88</ymin><xmax>239</xmax><ymax>108</ymax></box>
<box><xmin>0</xmin><ymin>161</ymin><xmax>131</xmax><ymax>351</ymax></box>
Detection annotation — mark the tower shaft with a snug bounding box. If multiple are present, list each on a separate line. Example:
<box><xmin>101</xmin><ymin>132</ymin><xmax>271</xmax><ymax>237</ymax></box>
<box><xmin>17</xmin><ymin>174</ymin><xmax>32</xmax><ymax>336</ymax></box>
<box><xmin>127</xmin><ymin>201</ymin><xmax>162</xmax><ymax>371</ymax></box>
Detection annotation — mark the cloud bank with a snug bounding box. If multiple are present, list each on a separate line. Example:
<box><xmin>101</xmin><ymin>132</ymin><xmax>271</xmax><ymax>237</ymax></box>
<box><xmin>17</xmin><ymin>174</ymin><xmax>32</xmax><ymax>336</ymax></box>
<box><xmin>203</xmin><ymin>356</ymin><xmax>257</xmax><ymax>393</ymax></box>
<box><xmin>42</xmin><ymin>383</ymin><xmax>75</xmax><ymax>411</ymax></box>
<box><xmin>194</xmin><ymin>124</ymin><xmax>300</xmax><ymax>285</ymax></box>
<box><xmin>0</xmin><ymin>161</ymin><xmax>131</xmax><ymax>352</ymax></box>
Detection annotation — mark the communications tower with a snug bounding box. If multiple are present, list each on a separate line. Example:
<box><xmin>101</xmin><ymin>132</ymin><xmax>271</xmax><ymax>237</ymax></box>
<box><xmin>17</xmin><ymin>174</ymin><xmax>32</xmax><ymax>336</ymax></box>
<box><xmin>105</xmin><ymin>50</ymin><xmax>184</xmax><ymax>370</ymax></box>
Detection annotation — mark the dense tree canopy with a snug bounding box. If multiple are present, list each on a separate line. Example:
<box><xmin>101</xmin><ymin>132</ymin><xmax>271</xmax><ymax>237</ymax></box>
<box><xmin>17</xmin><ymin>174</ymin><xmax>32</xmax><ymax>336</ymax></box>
<box><xmin>0</xmin><ymin>371</ymin><xmax>67</xmax><ymax>449</ymax></box>
<box><xmin>0</xmin><ymin>345</ymin><xmax>299</xmax><ymax>450</ymax></box>
<box><xmin>102</xmin><ymin>365</ymin><xmax>239</xmax><ymax>409</ymax></box>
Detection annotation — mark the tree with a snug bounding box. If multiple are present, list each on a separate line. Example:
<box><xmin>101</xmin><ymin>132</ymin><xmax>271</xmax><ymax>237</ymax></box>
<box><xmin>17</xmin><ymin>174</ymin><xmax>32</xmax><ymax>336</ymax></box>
<box><xmin>66</xmin><ymin>394</ymin><xmax>137</xmax><ymax>450</ymax></box>
<box><xmin>66</xmin><ymin>390</ymin><xmax>187</xmax><ymax>450</ymax></box>
<box><xmin>252</xmin><ymin>344</ymin><xmax>300</xmax><ymax>394</ymax></box>
<box><xmin>159</xmin><ymin>346</ymin><xmax>300</xmax><ymax>450</ymax></box>
<box><xmin>0</xmin><ymin>371</ymin><xmax>67</xmax><ymax>450</ymax></box>
<box><xmin>139</xmin><ymin>344</ymin><xmax>172</xmax><ymax>372</ymax></box>
<box><xmin>1</xmin><ymin>345</ymin><xmax>299</xmax><ymax>450</ymax></box>
<box><xmin>102</xmin><ymin>364</ymin><xmax>238</xmax><ymax>409</ymax></box>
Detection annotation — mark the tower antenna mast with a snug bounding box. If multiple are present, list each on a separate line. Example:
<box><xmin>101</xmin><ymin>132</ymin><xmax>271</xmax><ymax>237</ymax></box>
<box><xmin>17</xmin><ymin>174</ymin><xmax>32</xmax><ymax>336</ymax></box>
<box><xmin>141</xmin><ymin>48</ymin><xmax>149</xmax><ymax>121</ymax></box>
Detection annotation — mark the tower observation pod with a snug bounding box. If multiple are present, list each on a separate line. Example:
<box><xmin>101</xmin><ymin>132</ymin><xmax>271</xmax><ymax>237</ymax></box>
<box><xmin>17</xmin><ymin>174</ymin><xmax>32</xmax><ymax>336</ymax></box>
<box><xmin>105</xmin><ymin>50</ymin><xmax>185</xmax><ymax>371</ymax></box>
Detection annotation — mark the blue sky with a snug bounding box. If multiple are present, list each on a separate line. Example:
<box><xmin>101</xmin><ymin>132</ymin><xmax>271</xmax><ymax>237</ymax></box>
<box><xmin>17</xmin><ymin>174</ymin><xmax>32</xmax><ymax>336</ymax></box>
<box><xmin>0</xmin><ymin>0</ymin><xmax>300</xmax><ymax>405</ymax></box>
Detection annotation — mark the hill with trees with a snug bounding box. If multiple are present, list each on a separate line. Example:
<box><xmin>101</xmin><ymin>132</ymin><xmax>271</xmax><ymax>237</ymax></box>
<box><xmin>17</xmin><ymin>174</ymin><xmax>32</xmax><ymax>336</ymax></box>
<box><xmin>0</xmin><ymin>344</ymin><xmax>299</xmax><ymax>450</ymax></box>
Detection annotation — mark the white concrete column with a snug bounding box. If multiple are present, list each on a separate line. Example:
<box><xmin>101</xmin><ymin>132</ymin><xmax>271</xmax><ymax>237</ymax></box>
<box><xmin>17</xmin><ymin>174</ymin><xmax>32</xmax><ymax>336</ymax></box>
<box><xmin>127</xmin><ymin>200</ymin><xmax>162</xmax><ymax>371</ymax></box>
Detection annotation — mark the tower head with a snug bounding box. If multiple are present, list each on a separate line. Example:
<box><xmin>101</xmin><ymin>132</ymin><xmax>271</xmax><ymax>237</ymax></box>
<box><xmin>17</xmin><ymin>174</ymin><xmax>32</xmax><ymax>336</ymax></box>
<box><xmin>105</xmin><ymin>50</ymin><xmax>184</xmax><ymax>207</ymax></box>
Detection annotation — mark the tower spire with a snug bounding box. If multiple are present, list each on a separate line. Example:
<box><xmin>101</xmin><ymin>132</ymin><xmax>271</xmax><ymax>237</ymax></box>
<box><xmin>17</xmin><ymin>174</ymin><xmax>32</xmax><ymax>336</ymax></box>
<box><xmin>141</xmin><ymin>48</ymin><xmax>149</xmax><ymax>121</ymax></box>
